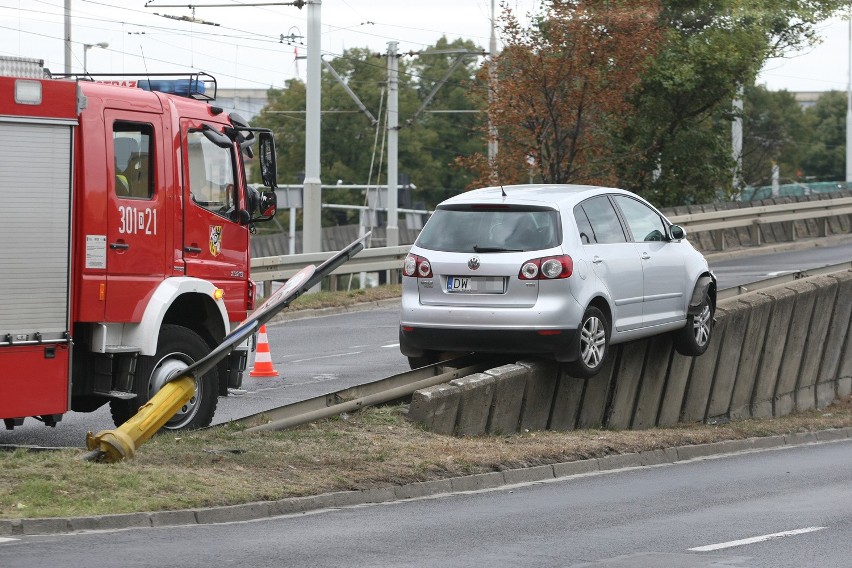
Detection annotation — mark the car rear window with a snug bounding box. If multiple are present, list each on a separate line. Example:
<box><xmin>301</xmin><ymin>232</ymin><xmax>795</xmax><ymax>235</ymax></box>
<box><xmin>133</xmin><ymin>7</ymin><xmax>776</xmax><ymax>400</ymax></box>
<box><xmin>415</xmin><ymin>205</ymin><xmax>561</xmax><ymax>253</ymax></box>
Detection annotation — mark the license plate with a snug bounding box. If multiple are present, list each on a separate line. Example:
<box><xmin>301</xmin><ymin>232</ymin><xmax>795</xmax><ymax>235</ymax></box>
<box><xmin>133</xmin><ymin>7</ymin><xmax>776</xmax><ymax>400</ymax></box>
<box><xmin>446</xmin><ymin>276</ymin><xmax>504</xmax><ymax>293</ymax></box>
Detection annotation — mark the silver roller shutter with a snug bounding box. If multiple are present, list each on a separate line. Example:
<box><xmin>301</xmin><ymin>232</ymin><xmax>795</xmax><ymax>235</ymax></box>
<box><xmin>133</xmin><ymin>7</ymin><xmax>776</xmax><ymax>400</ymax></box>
<box><xmin>0</xmin><ymin>119</ymin><xmax>73</xmax><ymax>345</ymax></box>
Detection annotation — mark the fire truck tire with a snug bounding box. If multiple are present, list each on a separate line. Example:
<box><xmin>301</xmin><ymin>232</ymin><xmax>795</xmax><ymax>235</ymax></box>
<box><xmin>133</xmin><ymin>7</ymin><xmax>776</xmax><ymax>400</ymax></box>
<box><xmin>109</xmin><ymin>324</ymin><xmax>219</xmax><ymax>430</ymax></box>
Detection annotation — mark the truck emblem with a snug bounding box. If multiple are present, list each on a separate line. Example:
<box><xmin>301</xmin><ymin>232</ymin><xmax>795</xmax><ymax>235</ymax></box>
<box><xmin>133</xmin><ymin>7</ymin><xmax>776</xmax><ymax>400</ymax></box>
<box><xmin>468</xmin><ymin>256</ymin><xmax>480</xmax><ymax>270</ymax></box>
<box><xmin>209</xmin><ymin>225</ymin><xmax>223</xmax><ymax>256</ymax></box>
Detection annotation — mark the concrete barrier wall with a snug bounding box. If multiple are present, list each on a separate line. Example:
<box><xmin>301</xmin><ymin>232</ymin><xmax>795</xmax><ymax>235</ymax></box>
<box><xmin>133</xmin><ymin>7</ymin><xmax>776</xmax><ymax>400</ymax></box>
<box><xmin>408</xmin><ymin>270</ymin><xmax>852</xmax><ymax>436</ymax></box>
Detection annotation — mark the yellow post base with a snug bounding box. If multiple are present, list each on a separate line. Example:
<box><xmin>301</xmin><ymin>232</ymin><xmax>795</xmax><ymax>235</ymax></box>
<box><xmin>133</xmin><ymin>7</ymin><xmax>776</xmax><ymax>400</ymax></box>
<box><xmin>85</xmin><ymin>376</ymin><xmax>196</xmax><ymax>463</ymax></box>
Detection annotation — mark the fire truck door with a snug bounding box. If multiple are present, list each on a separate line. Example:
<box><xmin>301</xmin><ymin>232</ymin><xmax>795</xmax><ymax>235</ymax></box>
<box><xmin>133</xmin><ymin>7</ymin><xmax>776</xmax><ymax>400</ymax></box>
<box><xmin>105</xmin><ymin>113</ymin><xmax>167</xmax><ymax>321</ymax></box>
<box><xmin>180</xmin><ymin>124</ymin><xmax>249</xmax><ymax>315</ymax></box>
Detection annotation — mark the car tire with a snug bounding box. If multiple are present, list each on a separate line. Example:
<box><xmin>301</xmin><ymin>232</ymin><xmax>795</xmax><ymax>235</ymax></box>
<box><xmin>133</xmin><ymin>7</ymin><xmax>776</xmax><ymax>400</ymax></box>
<box><xmin>109</xmin><ymin>324</ymin><xmax>218</xmax><ymax>430</ymax></box>
<box><xmin>673</xmin><ymin>295</ymin><xmax>714</xmax><ymax>356</ymax></box>
<box><xmin>565</xmin><ymin>307</ymin><xmax>609</xmax><ymax>378</ymax></box>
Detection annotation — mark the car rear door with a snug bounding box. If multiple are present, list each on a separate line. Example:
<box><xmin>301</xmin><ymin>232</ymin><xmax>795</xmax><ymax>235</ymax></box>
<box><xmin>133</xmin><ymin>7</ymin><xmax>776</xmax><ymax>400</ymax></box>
<box><xmin>573</xmin><ymin>196</ymin><xmax>643</xmax><ymax>332</ymax></box>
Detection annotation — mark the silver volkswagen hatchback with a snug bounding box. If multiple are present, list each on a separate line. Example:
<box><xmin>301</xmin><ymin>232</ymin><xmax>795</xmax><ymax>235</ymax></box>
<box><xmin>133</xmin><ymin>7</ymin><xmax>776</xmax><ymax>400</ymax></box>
<box><xmin>399</xmin><ymin>184</ymin><xmax>716</xmax><ymax>376</ymax></box>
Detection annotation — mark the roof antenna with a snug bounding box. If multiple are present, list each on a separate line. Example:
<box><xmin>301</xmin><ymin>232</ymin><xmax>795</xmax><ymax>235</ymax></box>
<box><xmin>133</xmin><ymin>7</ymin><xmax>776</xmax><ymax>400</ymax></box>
<box><xmin>500</xmin><ymin>184</ymin><xmax>507</xmax><ymax>197</ymax></box>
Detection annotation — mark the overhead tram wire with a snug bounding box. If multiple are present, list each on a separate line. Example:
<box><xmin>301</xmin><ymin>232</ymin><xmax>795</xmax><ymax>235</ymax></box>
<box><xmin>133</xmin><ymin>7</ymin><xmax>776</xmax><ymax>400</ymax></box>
<box><xmin>13</xmin><ymin>1</ymin><xmax>304</xmax><ymax>87</ymax></box>
<box><xmin>78</xmin><ymin>0</ymin><xmax>488</xmax><ymax>90</ymax></box>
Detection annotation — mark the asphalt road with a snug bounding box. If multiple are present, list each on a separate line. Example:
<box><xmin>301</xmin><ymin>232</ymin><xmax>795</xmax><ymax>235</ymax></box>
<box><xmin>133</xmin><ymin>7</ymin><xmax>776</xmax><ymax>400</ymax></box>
<box><xmin>708</xmin><ymin>240</ymin><xmax>852</xmax><ymax>288</ymax></box>
<box><xmin>2</xmin><ymin>239</ymin><xmax>850</xmax><ymax>447</ymax></box>
<box><xmin>2</xmin><ymin>440</ymin><xmax>850</xmax><ymax>567</ymax></box>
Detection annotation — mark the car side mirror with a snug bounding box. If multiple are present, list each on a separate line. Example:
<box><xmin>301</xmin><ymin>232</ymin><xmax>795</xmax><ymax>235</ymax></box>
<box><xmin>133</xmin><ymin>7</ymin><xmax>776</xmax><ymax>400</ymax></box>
<box><xmin>670</xmin><ymin>225</ymin><xmax>686</xmax><ymax>240</ymax></box>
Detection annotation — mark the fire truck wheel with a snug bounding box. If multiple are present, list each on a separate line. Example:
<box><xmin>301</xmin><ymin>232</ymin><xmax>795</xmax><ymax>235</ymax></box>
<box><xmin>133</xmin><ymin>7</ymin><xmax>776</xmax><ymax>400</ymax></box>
<box><xmin>109</xmin><ymin>324</ymin><xmax>219</xmax><ymax>430</ymax></box>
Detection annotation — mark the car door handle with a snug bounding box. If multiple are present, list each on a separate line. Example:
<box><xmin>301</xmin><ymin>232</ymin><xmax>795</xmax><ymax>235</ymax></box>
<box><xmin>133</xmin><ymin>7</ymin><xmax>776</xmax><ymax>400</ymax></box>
<box><xmin>109</xmin><ymin>242</ymin><xmax>129</xmax><ymax>250</ymax></box>
<box><xmin>184</xmin><ymin>246</ymin><xmax>203</xmax><ymax>254</ymax></box>
<box><xmin>641</xmin><ymin>252</ymin><xmax>651</xmax><ymax>260</ymax></box>
<box><xmin>592</xmin><ymin>256</ymin><xmax>603</xmax><ymax>264</ymax></box>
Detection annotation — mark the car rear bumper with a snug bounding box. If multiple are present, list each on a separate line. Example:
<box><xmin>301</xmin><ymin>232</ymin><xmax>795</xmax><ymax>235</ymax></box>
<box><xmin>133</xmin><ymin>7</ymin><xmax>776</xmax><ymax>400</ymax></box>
<box><xmin>399</xmin><ymin>325</ymin><xmax>581</xmax><ymax>362</ymax></box>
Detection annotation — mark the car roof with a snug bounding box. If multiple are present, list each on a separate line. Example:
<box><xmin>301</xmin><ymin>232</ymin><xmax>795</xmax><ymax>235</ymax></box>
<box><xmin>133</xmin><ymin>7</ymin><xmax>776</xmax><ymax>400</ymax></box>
<box><xmin>439</xmin><ymin>184</ymin><xmax>635</xmax><ymax>209</ymax></box>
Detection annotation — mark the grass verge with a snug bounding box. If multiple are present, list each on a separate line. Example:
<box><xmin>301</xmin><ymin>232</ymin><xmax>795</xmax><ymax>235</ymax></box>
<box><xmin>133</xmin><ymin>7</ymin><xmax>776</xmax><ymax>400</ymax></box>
<box><xmin>1</xmin><ymin>396</ymin><xmax>851</xmax><ymax>519</ymax></box>
<box><xmin>284</xmin><ymin>284</ymin><xmax>401</xmax><ymax>311</ymax></box>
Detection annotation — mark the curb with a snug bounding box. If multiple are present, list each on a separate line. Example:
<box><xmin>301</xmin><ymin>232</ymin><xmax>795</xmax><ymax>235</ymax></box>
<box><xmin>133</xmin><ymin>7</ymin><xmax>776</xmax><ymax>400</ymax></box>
<box><xmin>3</xmin><ymin>427</ymin><xmax>850</xmax><ymax>537</ymax></box>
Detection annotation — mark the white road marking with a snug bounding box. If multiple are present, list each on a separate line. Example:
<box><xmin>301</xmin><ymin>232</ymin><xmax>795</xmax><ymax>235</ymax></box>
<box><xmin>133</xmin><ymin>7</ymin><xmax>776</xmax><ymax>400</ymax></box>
<box><xmin>382</xmin><ymin>343</ymin><xmax>399</xmax><ymax>348</ymax></box>
<box><xmin>290</xmin><ymin>351</ymin><xmax>362</xmax><ymax>364</ymax></box>
<box><xmin>0</xmin><ymin>537</ymin><xmax>19</xmax><ymax>544</ymax></box>
<box><xmin>689</xmin><ymin>526</ymin><xmax>826</xmax><ymax>552</ymax></box>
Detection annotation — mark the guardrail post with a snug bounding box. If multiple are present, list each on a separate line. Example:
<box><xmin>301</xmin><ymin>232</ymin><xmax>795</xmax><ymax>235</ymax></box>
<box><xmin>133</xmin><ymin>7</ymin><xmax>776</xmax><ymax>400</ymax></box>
<box><xmin>749</xmin><ymin>219</ymin><xmax>762</xmax><ymax>246</ymax></box>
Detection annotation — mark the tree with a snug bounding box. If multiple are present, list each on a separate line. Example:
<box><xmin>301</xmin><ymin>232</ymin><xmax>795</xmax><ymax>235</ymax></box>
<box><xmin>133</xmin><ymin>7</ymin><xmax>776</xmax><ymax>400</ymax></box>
<box><xmin>461</xmin><ymin>0</ymin><xmax>664</xmax><ymax>187</ymax></box>
<box><xmin>613</xmin><ymin>0</ymin><xmax>846</xmax><ymax>205</ymax></box>
<box><xmin>740</xmin><ymin>85</ymin><xmax>807</xmax><ymax>187</ymax></box>
<box><xmin>801</xmin><ymin>90</ymin><xmax>848</xmax><ymax>181</ymax></box>
<box><xmin>467</xmin><ymin>0</ymin><xmax>847</xmax><ymax>206</ymax></box>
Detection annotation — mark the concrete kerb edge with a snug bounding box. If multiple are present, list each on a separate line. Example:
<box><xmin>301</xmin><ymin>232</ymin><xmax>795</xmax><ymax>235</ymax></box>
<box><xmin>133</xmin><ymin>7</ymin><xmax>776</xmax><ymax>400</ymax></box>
<box><xmin>4</xmin><ymin>426</ymin><xmax>850</xmax><ymax>537</ymax></box>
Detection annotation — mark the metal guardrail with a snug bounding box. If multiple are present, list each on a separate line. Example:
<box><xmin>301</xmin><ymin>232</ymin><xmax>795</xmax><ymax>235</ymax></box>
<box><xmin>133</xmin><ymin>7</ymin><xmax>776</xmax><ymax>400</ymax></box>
<box><xmin>251</xmin><ymin>245</ymin><xmax>410</xmax><ymax>281</ymax></box>
<box><xmin>250</xmin><ymin>196</ymin><xmax>852</xmax><ymax>286</ymax></box>
<box><xmin>669</xmin><ymin>196</ymin><xmax>852</xmax><ymax>249</ymax></box>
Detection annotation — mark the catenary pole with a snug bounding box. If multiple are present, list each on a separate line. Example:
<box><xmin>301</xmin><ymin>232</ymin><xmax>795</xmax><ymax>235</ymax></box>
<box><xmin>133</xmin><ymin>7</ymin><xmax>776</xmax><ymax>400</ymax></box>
<box><xmin>386</xmin><ymin>41</ymin><xmax>399</xmax><ymax>248</ymax></box>
<box><xmin>303</xmin><ymin>0</ymin><xmax>323</xmax><ymax>254</ymax></box>
<box><xmin>488</xmin><ymin>0</ymin><xmax>498</xmax><ymax>176</ymax></box>
<box><xmin>846</xmin><ymin>5</ymin><xmax>851</xmax><ymax>183</ymax></box>
<box><xmin>64</xmin><ymin>0</ymin><xmax>72</xmax><ymax>73</ymax></box>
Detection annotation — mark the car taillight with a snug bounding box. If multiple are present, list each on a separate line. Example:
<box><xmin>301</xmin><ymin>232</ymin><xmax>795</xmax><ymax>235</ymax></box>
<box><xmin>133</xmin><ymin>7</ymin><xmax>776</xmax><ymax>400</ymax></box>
<box><xmin>518</xmin><ymin>255</ymin><xmax>572</xmax><ymax>280</ymax></box>
<box><xmin>404</xmin><ymin>253</ymin><xmax>433</xmax><ymax>278</ymax></box>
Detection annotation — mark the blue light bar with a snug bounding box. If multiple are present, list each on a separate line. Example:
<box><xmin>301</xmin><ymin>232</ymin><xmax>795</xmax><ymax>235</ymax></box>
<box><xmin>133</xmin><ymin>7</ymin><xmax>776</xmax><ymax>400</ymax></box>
<box><xmin>138</xmin><ymin>79</ymin><xmax>206</xmax><ymax>97</ymax></box>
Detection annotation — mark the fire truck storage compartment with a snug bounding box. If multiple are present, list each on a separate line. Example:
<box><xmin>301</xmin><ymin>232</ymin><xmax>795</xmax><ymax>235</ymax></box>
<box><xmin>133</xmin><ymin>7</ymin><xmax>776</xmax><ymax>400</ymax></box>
<box><xmin>0</xmin><ymin>118</ymin><xmax>74</xmax><ymax>417</ymax></box>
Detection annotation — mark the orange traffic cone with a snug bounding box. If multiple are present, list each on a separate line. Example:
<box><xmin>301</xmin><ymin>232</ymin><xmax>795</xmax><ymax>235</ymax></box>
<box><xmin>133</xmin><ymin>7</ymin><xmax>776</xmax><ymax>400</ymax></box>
<box><xmin>250</xmin><ymin>325</ymin><xmax>279</xmax><ymax>377</ymax></box>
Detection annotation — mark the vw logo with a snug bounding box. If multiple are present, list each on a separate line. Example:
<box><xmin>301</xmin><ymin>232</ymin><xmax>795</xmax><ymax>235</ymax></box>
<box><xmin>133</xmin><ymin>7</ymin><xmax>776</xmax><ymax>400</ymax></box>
<box><xmin>468</xmin><ymin>256</ymin><xmax>480</xmax><ymax>270</ymax></box>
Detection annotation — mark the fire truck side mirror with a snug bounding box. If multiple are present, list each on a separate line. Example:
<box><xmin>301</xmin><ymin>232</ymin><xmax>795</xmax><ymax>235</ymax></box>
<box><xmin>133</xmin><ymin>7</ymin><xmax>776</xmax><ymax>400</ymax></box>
<box><xmin>259</xmin><ymin>190</ymin><xmax>277</xmax><ymax>218</ymax></box>
<box><xmin>258</xmin><ymin>132</ymin><xmax>277</xmax><ymax>189</ymax></box>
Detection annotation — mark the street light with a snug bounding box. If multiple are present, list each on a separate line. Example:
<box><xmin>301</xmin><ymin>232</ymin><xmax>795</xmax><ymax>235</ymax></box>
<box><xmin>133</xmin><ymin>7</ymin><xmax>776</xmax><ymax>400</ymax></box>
<box><xmin>83</xmin><ymin>42</ymin><xmax>109</xmax><ymax>74</ymax></box>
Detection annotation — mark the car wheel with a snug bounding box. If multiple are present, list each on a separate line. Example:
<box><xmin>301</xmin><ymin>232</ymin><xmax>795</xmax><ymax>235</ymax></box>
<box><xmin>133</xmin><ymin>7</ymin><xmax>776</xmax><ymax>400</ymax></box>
<box><xmin>673</xmin><ymin>295</ymin><xmax>714</xmax><ymax>356</ymax></box>
<box><xmin>566</xmin><ymin>307</ymin><xmax>609</xmax><ymax>378</ymax></box>
<box><xmin>109</xmin><ymin>325</ymin><xmax>218</xmax><ymax>430</ymax></box>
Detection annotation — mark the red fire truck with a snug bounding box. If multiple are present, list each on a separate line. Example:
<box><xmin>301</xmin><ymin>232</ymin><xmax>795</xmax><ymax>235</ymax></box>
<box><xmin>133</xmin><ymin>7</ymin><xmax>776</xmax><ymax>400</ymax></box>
<box><xmin>0</xmin><ymin>57</ymin><xmax>279</xmax><ymax>431</ymax></box>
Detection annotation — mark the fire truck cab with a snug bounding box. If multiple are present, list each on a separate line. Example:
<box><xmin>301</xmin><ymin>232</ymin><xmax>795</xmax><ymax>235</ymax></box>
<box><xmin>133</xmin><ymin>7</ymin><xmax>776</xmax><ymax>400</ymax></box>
<box><xmin>0</xmin><ymin>58</ymin><xmax>278</xmax><ymax>431</ymax></box>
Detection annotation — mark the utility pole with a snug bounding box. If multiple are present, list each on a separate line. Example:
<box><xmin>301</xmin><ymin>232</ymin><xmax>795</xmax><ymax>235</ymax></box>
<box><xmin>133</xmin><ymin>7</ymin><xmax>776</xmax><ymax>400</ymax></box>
<box><xmin>847</xmin><ymin>6</ymin><xmax>851</xmax><ymax>184</ymax></box>
<box><xmin>487</xmin><ymin>0</ymin><xmax>498</xmax><ymax>178</ymax></box>
<box><xmin>386</xmin><ymin>41</ymin><xmax>399</xmax><ymax>248</ymax></box>
<box><xmin>302</xmin><ymin>0</ymin><xmax>323</xmax><ymax>254</ymax></box>
<box><xmin>64</xmin><ymin>0</ymin><xmax>72</xmax><ymax>74</ymax></box>
<box><xmin>732</xmin><ymin>84</ymin><xmax>743</xmax><ymax>192</ymax></box>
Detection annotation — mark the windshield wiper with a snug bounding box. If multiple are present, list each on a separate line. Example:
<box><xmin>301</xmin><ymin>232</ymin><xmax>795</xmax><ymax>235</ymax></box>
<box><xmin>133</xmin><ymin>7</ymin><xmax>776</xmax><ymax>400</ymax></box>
<box><xmin>473</xmin><ymin>245</ymin><xmax>523</xmax><ymax>253</ymax></box>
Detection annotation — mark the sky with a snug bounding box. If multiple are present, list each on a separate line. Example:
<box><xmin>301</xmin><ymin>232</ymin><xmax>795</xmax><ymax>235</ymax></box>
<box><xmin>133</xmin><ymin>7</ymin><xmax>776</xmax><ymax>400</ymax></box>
<box><xmin>0</xmin><ymin>0</ymin><xmax>848</xmax><ymax>93</ymax></box>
